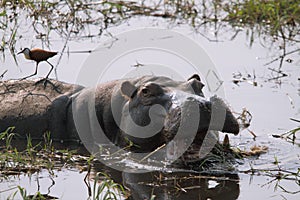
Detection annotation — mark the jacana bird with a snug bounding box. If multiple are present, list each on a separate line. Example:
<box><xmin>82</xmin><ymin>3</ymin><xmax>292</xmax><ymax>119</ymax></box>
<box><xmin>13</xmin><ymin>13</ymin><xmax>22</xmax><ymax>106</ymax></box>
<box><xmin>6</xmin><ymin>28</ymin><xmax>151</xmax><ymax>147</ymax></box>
<box><xmin>18</xmin><ymin>48</ymin><xmax>58</xmax><ymax>80</ymax></box>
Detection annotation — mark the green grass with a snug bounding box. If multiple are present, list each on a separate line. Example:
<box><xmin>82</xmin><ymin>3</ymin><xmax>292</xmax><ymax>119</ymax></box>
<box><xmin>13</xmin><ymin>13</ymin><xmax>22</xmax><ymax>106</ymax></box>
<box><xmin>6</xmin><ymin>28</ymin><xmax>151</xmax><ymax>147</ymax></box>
<box><xmin>89</xmin><ymin>172</ymin><xmax>126</xmax><ymax>200</ymax></box>
<box><xmin>0</xmin><ymin>127</ymin><xmax>55</xmax><ymax>175</ymax></box>
<box><xmin>223</xmin><ymin>0</ymin><xmax>300</xmax><ymax>45</ymax></box>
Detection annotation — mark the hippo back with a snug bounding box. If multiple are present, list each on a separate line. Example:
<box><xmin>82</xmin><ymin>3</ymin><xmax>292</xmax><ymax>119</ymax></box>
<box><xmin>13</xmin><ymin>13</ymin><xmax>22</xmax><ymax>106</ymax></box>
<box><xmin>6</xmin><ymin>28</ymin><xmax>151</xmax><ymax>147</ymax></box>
<box><xmin>0</xmin><ymin>79</ymin><xmax>84</xmax><ymax>141</ymax></box>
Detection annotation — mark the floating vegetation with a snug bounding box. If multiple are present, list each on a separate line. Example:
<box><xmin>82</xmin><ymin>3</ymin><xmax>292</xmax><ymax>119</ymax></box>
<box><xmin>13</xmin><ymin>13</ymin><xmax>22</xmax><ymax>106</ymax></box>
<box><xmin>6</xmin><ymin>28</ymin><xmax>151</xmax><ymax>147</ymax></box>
<box><xmin>272</xmin><ymin>125</ymin><xmax>300</xmax><ymax>145</ymax></box>
<box><xmin>177</xmin><ymin>138</ymin><xmax>244</xmax><ymax>172</ymax></box>
<box><xmin>234</xmin><ymin>107</ymin><xmax>257</xmax><ymax>138</ymax></box>
<box><xmin>232</xmin><ymin>71</ymin><xmax>258</xmax><ymax>87</ymax></box>
<box><xmin>233</xmin><ymin>145</ymin><xmax>268</xmax><ymax>157</ymax></box>
<box><xmin>239</xmin><ymin>155</ymin><xmax>300</xmax><ymax>196</ymax></box>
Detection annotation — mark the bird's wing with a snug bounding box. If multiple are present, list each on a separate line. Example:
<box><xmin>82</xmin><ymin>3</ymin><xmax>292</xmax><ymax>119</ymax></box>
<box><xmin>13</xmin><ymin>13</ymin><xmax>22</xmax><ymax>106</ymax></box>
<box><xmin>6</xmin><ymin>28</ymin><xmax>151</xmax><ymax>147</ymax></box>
<box><xmin>30</xmin><ymin>48</ymin><xmax>58</xmax><ymax>62</ymax></box>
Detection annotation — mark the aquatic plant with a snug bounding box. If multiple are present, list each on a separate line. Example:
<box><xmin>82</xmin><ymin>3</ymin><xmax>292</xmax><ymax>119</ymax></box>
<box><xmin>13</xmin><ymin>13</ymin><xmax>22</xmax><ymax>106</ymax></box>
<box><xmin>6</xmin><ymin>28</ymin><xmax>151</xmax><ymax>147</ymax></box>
<box><xmin>272</xmin><ymin>124</ymin><xmax>300</xmax><ymax>145</ymax></box>
<box><xmin>0</xmin><ymin>126</ymin><xmax>16</xmax><ymax>150</ymax></box>
<box><xmin>0</xmin><ymin>128</ymin><xmax>71</xmax><ymax>176</ymax></box>
<box><xmin>223</xmin><ymin>0</ymin><xmax>300</xmax><ymax>68</ymax></box>
<box><xmin>0</xmin><ymin>0</ymin><xmax>299</xmax><ymax>70</ymax></box>
<box><xmin>89</xmin><ymin>172</ymin><xmax>126</xmax><ymax>200</ymax></box>
<box><xmin>1</xmin><ymin>127</ymin><xmax>128</xmax><ymax>199</ymax></box>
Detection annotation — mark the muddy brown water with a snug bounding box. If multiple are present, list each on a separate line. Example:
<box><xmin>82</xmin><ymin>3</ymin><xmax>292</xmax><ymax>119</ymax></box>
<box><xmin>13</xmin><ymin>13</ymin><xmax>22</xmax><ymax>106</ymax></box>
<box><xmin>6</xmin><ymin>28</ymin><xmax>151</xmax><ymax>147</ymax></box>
<box><xmin>1</xmin><ymin>17</ymin><xmax>300</xmax><ymax>199</ymax></box>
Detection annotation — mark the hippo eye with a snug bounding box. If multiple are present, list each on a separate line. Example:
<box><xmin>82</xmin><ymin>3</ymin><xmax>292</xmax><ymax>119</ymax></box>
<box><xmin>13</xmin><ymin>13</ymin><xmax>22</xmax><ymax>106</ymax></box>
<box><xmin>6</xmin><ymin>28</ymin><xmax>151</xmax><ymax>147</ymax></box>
<box><xmin>141</xmin><ymin>88</ymin><xmax>150</xmax><ymax>96</ymax></box>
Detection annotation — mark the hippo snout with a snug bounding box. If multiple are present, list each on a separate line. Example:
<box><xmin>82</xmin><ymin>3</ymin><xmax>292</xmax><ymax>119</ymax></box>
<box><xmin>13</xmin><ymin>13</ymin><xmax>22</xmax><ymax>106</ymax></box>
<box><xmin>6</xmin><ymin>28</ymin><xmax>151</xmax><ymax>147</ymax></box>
<box><xmin>208</xmin><ymin>96</ymin><xmax>240</xmax><ymax>135</ymax></box>
<box><xmin>167</xmin><ymin>94</ymin><xmax>240</xmax><ymax>136</ymax></box>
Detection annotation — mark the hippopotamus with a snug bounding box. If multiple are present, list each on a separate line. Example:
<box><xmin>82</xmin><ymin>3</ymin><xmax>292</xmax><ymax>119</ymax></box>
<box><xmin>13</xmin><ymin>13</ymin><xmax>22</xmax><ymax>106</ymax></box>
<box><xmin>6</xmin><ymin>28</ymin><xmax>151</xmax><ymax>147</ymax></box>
<box><xmin>0</xmin><ymin>75</ymin><xmax>239</xmax><ymax>158</ymax></box>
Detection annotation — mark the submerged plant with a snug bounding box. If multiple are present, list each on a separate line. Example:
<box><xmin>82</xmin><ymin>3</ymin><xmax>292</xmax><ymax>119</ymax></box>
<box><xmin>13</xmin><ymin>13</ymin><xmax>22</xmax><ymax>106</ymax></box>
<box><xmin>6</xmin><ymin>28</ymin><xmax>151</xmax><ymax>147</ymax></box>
<box><xmin>89</xmin><ymin>172</ymin><xmax>126</xmax><ymax>200</ymax></box>
<box><xmin>0</xmin><ymin>126</ymin><xmax>16</xmax><ymax>150</ymax></box>
<box><xmin>15</xmin><ymin>186</ymin><xmax>58</xmax><ymax>200</ymax></box>
<box><xmin>43</xmin><ymin>131</ymin><xmax>53</xmax><ymax>152</ymax></box>
<box><xmin>273</xmin><ymin>126</ymin><xmax>300</xmax><ymax>144</ymax></box>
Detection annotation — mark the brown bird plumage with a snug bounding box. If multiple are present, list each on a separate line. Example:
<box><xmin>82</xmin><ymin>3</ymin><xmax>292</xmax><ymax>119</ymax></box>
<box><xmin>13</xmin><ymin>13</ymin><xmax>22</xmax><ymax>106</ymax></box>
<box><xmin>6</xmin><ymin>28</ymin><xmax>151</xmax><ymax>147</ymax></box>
<box><xmin>18</xmin><ymin>48</ymin><xmax>58</xmax><ymax>80</ymax></box>
<box><xmin>28</xmin><ymin>48</ymin><xmax>57</xmax><ymax>62</ymax></box>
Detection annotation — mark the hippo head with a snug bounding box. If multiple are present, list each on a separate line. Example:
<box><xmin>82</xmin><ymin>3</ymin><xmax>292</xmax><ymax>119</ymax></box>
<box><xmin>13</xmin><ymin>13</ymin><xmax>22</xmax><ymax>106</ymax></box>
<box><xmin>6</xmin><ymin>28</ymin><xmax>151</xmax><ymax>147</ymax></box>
<box><xmin>114</xmin><ymin>75</ymin><xmax>239</xmax><ymax>153</ymax></box>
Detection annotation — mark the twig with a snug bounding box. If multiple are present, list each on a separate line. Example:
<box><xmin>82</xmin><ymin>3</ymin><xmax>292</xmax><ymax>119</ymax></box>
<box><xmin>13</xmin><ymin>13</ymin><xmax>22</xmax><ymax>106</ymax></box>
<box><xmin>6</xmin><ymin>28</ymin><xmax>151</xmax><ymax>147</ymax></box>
<box><xmin>0</xmin><ymin>70</ymin><xmax>8</xmax><ymax>79</ymax></box>
<box><xmin>268</xmin><ymin>67</ymin><xmax>287</xmax><ymax>75</ymax></box>
<box><xmin>66</xmin><ymin>50</ymin><xmax>94</xmax><ymax>54</ymax></box>
<box><xmin>264</xmin><ymin>48</ymin><xmax>300</xmax><ymax>67</ymax></box>
<box><xmin>22</xmin><ymin>92</ymin><xmax>52</xmax><ymax>103</ymax></box>
<box><xmin>0</xmin><ymin>186</ymin><xmax>18</xmax><ymax>194</ymax></box>
<box><xmin>277</xmin><ymin>184</ymin><xmax>300</xmax><ymax>194</ymax></box>
<box><xmin>290</xmin><ymin>118</ymin><xmax>300</xmax><ymax>123</ymax></box>
<box><xmin>247</xmin><ymin>128</ymin><xmax>257</xmax><ymax>138</ymax></box>
<box><xmin>140</xmin><ymin>143</ymin><xmax>166</xmax><ymax>162</ymax></box>
<box><xmin>0</xmin><ymin>82</ymin><xmax>16</xmax><ymax>95</ymax></box>
<box><xmin>267</xmin><ymin>67</ymin><xmax>288</xmax><ymax>81</ymax></box>
<box><xmin>54</xmin><ymin>23</ymin><xmax>74</xmax><ymax>80</ymax></box>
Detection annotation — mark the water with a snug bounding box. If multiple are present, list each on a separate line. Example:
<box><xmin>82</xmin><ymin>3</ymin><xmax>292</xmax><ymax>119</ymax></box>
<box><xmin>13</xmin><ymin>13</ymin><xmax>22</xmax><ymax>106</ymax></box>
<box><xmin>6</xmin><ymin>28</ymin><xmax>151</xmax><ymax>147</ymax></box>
<box><xmin>0</xmin><ymin>167</ymin><xmax>125</xmax><ymax>200</ymax></box>
<box><xmin>0</xmin><ymin>169</ymin><xmax>88</xmax><ymax>199</ymax></box>
<box><xmin>1</xmin><ymin>12</ymin><xmax>300</xmax><ymax>200</ymax></box>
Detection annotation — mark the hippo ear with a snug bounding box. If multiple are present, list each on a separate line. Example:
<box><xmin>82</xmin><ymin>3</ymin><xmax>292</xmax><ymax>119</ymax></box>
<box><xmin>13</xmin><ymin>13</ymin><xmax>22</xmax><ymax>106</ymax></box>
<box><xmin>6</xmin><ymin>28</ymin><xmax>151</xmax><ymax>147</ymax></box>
<box><xmin>187</xmin><ymin>74</ymin><xmax>205</xmax><ymax>97</ymax></box>
<box><xmin>121</xmin><ymin>81</ymin><xmax>137</xmax><ymax>98</ymax></box>
<box><xmin>188</xmin><ymin>74</ymin><xmax>201</xmax><ymax>81</ymax></box>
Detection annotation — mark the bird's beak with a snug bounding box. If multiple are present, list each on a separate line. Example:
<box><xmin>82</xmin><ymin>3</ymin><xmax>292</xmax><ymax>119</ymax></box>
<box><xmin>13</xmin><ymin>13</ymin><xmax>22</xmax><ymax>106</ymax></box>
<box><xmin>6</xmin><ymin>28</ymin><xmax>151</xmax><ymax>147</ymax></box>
<box><xmin>17</xmin><ymin>50</ymin><xmax>24</xmax><ymax>55</ymax></box>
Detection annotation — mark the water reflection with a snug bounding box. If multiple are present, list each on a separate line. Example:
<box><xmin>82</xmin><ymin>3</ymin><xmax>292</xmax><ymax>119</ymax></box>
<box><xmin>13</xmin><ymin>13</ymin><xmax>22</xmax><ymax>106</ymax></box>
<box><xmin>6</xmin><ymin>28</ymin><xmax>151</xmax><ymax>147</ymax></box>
<box><xmin>123</xmin><ymin>171</ymin><xmax>240</xmax><ymax>200</ymax></box>
<box><xmin>93</xmin><ymin>162</ymin><xmax>240</xmax><ymax>200</ymax></box>
<box><xmin>1</xmin><ymin>136</ymin><xmax>299</xmax><ymax>199</ymax></box>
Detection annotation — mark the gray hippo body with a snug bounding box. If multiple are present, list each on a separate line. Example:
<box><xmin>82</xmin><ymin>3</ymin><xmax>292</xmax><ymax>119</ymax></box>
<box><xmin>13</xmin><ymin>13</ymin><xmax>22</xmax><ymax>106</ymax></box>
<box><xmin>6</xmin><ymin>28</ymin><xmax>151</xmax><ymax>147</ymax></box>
<box><xmin>0</xmin><ymin>75</ymin><xmax>239</xmax><ymax>155</ymax></box>
<box><xmin>0</xmin><ymin>79</ymin><xmax>83</xmax><ymax>141</ymax></box>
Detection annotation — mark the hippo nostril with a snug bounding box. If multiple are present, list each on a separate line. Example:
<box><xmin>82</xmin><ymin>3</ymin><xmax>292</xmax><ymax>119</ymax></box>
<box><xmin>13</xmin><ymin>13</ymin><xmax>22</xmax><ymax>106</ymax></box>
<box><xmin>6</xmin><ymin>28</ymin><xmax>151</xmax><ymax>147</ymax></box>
<box><xmin>186</xmin><ymin>97</ymin><xmax>194</xmax><ymax>101</ymax></box>
<box><xmin>186</xmin><ymin>97</ymin><xmax>199</xmax><ymax>103</ymax></box>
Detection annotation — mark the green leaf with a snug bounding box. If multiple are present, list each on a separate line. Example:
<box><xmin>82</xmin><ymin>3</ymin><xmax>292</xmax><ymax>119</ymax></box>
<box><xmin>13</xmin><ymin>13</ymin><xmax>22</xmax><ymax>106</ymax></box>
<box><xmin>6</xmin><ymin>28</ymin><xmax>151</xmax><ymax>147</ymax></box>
<box><xmin>0</xmin><ymin>10</ymin><xmax>6</xmax><ymax>17</ymax></box>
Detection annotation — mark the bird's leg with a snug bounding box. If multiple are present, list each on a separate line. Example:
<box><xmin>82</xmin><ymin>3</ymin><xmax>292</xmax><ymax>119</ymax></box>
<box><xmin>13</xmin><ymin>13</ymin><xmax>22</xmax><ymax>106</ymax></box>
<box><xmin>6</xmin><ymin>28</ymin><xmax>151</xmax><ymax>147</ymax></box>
<box><xmin>20</xmin><ymin>62</ymin><xmax>39</xmax><ymax>80</ymax></box>
<box><xmin>41</xmin><ymin>60</ymin><xmax>54</xmax><ymax>87</ymax></box>
<box><xmin>34</xmin><ymin>78</ymin><xmax>62</xmax><ymax>93</ymax></box>
<box><xmin>35</xmin><ymin>60</ymin><xmax>54</xmax><ymax>84</ymax></box>
<box><xmin>35</xmin><ymin>61</ymin><xmax>61</xmax><ymax>93</ymax></box>
<box><xmin>45</xmin><ymin>60</ymin><xmax>54</xmax><ymax>79</ymax></box>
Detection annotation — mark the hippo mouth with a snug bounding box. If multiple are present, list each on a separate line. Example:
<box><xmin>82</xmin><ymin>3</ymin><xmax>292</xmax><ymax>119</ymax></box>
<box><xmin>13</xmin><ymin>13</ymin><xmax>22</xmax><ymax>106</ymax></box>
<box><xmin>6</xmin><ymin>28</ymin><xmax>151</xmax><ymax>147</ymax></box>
<box><xmin>162</xmin><ymin>95</ymin><xmax>239</xmax><ymax>160</ymax></box>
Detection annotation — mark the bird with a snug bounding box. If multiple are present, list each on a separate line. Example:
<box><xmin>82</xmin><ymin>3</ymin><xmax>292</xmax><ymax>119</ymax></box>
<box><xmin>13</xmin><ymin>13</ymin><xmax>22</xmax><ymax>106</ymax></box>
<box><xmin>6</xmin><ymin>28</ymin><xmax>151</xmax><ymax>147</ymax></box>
<box><xmin>18</xmin><ymin>48</ymin><xmax>58</xmax><ymax>80</ymax></box>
